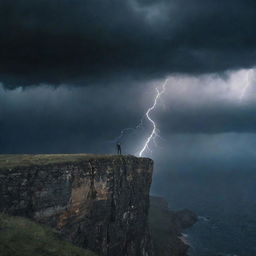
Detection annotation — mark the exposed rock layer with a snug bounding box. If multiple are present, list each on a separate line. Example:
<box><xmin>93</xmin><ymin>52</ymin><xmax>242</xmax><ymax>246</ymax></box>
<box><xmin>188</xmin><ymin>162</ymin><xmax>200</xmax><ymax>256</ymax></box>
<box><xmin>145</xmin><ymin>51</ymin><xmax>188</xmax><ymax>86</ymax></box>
<box><xmin>0</xmin><ymin>155</ymin><xmax>153</xmax><ymax>256</ymax></box>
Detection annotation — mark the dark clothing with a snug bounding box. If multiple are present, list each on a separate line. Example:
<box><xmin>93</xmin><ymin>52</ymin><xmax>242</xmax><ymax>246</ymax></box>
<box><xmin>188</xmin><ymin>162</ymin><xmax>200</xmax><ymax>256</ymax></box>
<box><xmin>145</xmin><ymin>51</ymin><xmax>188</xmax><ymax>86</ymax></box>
<box><xmin>117</xmin><ymin>143</ymin><xmax>122</xmax><ymax>155</ymax></box>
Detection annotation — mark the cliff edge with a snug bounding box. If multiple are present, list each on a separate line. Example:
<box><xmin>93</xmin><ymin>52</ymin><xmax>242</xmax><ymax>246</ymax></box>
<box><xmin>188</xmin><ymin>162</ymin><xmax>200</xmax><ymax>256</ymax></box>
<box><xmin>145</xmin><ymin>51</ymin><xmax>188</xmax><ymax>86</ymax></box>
<box><xmin>0</xmin><ymin>154</ymin><xmax>153</xmax><ymax>256</ymax></box>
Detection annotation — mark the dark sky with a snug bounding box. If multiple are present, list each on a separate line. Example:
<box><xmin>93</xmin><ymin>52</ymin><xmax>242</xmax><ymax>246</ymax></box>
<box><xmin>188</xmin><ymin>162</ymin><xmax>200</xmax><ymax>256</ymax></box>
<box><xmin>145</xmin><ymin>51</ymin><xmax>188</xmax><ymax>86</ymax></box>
<box><xmin>1</xmin><ymin>0</ymin><xmax>256</xmax><ymax>87</ymax></box>
<box><xmin>0</xmin><ymin>0</ymin><xmax>256</xmax><ymax>176</ymax></box>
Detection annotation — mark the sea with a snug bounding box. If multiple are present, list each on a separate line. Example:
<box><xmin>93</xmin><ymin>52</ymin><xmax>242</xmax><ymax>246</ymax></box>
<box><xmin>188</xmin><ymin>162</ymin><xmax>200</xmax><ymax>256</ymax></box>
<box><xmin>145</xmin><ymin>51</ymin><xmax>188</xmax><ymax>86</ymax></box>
<box><xmin>152</xmin><ymin>167</ymin><xmax>256</xmax><ymax>256</ymax></box>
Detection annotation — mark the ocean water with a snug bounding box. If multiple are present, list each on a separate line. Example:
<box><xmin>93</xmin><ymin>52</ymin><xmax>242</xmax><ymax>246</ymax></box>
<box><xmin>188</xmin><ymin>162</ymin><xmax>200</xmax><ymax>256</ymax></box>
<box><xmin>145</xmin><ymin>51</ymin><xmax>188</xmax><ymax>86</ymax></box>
<box><xmin>187</xmin><ymin>202</ymin><xmax>256</xmax><ymax>256</ymax></box>
<box><xmin>152</xmin><ymin>168</ymin><xmax>256</xmax><ymax>256</ymax></box>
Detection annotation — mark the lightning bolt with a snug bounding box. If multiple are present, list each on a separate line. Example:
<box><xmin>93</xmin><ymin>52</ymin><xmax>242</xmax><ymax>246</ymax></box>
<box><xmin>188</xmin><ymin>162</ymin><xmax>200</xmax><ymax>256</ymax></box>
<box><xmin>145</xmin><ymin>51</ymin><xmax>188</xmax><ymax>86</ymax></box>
<box><xmin>139</xmin><ymin>78</ymin><xmax>169</xmax><ymax>157</ymax></box>
<box><xmin>111</xmin><ymin>120</ymin><xmax>143</xmax><ymax>143</ymax></box>
<box><xmin>240</xmin><ymin>69</ymin><xmax>253</xmax><ymax>101</ymax></box>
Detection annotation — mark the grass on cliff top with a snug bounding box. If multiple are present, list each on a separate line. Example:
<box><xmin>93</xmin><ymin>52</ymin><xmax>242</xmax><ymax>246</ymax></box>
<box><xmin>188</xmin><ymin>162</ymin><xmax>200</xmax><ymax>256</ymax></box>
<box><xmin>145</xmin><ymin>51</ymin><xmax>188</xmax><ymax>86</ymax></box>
<box><xmin>0</xmin><ymin>213</ymin><xmax>97</xmax><ymax>256</ymax></box>
<box><xmin>0</xmin><ymin>154</ymin><xmax>132</xmax><ymax>169</ymax></box>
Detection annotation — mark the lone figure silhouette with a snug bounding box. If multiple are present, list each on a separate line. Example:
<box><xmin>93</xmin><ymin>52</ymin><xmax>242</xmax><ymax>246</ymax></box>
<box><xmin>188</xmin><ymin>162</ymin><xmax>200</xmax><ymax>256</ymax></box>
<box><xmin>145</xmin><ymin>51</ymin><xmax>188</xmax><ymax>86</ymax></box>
<box><xmin>116</xmin><ymin>142</ymin><xmax>122</xmax><ymax>155</ymax></box>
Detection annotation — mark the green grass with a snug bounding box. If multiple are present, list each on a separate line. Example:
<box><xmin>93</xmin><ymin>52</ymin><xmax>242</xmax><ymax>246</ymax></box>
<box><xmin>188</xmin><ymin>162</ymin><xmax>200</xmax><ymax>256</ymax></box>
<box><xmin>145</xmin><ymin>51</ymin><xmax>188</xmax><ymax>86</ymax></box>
<box><xmin>0</xmin><ymin>213</ymin><xmax>97</xmax><ymax>256</ymax></box>
<box><xmin>0</xmin><ymin>154</ymin><xmax>128</xmax><ymax>170</ymax></box>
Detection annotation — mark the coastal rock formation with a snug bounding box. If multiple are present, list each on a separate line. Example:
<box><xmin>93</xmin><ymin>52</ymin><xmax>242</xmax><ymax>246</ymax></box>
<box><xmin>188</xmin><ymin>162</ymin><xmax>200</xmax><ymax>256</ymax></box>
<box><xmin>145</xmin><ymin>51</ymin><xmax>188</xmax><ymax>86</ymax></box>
<box><xmin>149</xmin><ymin>196</ymin><xmax>197</xmax><ymax>256</ymax></box>
<box><xmin>0</xmin><ymin>154</ymin><xmax>153</xmax><ymax>256</ymax></box>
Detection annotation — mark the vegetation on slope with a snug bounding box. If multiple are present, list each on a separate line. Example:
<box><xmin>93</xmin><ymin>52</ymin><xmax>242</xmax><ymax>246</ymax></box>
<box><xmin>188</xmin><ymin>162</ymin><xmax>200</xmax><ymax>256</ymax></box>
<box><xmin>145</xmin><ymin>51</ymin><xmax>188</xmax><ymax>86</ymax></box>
<box><xmin>0</xmin><ymin>213</ymin><xmax>97</xmax><ymax>256</ymax></box>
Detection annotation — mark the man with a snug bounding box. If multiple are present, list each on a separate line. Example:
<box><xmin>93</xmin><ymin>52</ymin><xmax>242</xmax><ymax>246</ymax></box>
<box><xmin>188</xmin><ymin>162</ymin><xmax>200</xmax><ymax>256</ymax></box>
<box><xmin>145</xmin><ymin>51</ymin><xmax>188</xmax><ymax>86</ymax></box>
<box><xmin>116</xmin><ymin>142</ymin><xmax>122</xmax><ymax>155</ymax></box>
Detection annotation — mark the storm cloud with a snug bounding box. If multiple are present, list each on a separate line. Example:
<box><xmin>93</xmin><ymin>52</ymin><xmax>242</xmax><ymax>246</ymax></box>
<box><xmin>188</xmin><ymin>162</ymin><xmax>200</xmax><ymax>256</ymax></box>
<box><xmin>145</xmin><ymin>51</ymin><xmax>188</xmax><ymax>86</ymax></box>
<box><xmin>1</xmin><ymin>70</ymin><xmax>256</xmax><ymax>154</ymax></box>
<box><xmin>1</xmin><ymin>0</ymin><xmax>256</xmax><ymax>87</ymax></box>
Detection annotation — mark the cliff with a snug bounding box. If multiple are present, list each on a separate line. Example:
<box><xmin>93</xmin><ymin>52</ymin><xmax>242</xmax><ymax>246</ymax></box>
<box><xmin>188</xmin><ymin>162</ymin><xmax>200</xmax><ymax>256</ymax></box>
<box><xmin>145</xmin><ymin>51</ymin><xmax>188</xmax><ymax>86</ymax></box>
<box><xmin>149</xmin><ymin>196</ymin><xmax>197</xmax><ymax>256</ymax></box>
<box><xmin>0</xmin><ymin>154</ymin><xmax>154</xmax><ymax>256</ymax></box>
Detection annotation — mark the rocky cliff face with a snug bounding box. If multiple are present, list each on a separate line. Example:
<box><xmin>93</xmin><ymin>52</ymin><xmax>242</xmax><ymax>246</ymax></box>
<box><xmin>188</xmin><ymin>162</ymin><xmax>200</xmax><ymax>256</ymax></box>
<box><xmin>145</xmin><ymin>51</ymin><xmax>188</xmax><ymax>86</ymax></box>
<box><xmin>0</xmin><ymin>154</ymin><xmax>154</xmax><ymax>256</ymax></box>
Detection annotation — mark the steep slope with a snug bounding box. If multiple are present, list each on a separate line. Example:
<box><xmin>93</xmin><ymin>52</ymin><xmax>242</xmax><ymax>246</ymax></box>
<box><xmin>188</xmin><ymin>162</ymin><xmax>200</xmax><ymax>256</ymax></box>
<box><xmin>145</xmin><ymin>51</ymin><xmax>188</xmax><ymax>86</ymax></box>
<box><xmin>0</xmin><ymin>213</ymin><xmax>96</xmax><ymax>256</ymax></box>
